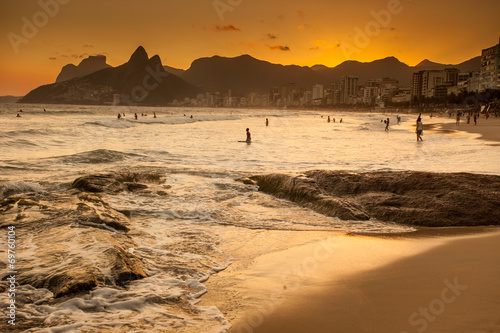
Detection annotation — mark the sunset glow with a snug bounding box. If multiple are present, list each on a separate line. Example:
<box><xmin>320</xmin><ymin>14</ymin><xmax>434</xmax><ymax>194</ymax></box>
<box><xmin>1</xmin><ymin>0</ymin><xmax>499</xmax><ymax>96</ymax></box>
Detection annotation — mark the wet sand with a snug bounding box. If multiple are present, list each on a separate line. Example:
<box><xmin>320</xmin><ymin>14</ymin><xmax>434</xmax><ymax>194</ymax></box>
<box><xmin>202</xmin><ymin>228</ymin><xmax>500</xmax><ymax>333</ymax></box>
<box><xmin>429</xmin><ymin>116</ymin><xmax>500</xmax><ymax>144</ymax></box>
<box><xmin>200</xmin><ymin>226</ymin><xmax>500</xmax><ymax>333</ymax></box>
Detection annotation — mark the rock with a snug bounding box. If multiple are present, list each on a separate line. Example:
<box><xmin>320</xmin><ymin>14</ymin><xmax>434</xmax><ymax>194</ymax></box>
<box><xmin>0</xmin><ymin>190</ymin><xmax>147</xmax><ymax>298</ymax></box>
<box><xmin>70</xmin><ymin>172</ymin><xmax>164</xmax><ymax>193</ymax></box>
<box><xmin>250</xmin><ymin>171</ymin><xmax>500</xmax><ymax>227</ymax></box>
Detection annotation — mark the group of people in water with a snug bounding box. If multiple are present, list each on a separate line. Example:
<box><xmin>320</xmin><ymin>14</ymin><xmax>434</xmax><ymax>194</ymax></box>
<box><xmin>326</xmin><ymin>116</ymin><xmax>343</xmax><ymax>123</ymax></box>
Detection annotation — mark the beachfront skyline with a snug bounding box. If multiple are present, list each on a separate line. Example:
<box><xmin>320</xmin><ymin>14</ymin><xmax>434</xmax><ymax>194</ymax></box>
<box><xmin>1</xmin><ymin>0</ymin><xmax>499</xmax><ymax>96</ymax></box>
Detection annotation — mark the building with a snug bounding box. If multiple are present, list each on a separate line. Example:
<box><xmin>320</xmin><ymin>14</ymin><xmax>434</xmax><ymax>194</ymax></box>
<box><xmin>312</xmin><ymin>84</ymin><xmax>324</xmax><ymax>102</ymax></box>
<box><xmin>340</xmin><ymin>76</ymin><xmax>358</xmax><ymax>104</ymax></box>
<box><xmin>480</xmin><ymin>38</ymin><xmax>500</xmax><ymax>91</ymax></box>
<box><xmin>411</xmin><ymin>71</ymin><xmax>423</xmax><ymax>99</ymax></box>
<box><xmin>411</xmin><ymin>69</ymin><xmax>459</xmax><ymax>99</ymax></box>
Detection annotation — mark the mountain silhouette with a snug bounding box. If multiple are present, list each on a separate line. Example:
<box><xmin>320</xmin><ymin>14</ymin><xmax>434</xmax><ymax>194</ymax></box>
<box><xmin>20</xmin><ymin>47</ymin><xmax>200</xmax><ymax>106</ymax></box>
<box><xmin>56</xmin><ymin>55</ymin><xmax>111</xmax><ymax>83</ymax></box>
<box><xmin>21</xmin><ymin>48</ymin><xmax>482</xmax><ymax>104</ymax></box>
<box><xmin>180</xmin><ymin>55</ymin><xmax>481</xmax><ymax>94</ymax></box>
<box><xmin>181</xmin><ymin>54</ymin><xmax>324</xmax><ymax>95</ymax></box>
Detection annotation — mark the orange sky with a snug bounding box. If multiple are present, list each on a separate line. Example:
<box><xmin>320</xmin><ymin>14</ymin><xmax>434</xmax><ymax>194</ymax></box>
<box><xmin>1</xmin><ymin>0</ymin><xmax>499</xmax><ymax>96</ymax></box>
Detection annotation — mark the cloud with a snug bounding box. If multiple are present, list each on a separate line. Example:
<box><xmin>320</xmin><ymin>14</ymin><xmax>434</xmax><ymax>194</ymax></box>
<box><xmin>49</xmin><ymin>53</ymin><xmax>103</xmax><ymax>61</ymax></box>
<box><xmin>214</xmin><ymin>24</ymin><xmax>241</xmax><ymax>32</ymax></box>
<box><xmin>266</xmin><ymin>33</ymin><xmax>278</xmax><ymax>39</ymax></box>
<box><xmin>83</xmin><ymin>44</ymin><xmax>94</xmax><ymax>48</ymax></box>
<box><xmin>297</xmin><ymin>10</ymin><xmax>305</xmax><ymax>17</ymax></box>
<box><xmin>267</xmin><ymin>44</ymin><xmax>290</xmax><ymax>51</ymax></box>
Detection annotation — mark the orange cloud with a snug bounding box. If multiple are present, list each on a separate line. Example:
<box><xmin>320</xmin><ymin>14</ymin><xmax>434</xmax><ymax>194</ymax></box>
<box><xmin>267</xmin><ymin>44</ymin><xmax>290</xmax><ymax>51</ymax></box>
<box><xmin>214</xmin><ymin>24</ymin><xmax>241</xmax><ymax>32</ymax></box>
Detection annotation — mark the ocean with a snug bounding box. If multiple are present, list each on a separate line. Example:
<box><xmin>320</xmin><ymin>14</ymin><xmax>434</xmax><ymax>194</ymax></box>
<box><xmin>1</xmin><ymin>103</ymin><xmax>499</xmax><ymax>332</ymax></box>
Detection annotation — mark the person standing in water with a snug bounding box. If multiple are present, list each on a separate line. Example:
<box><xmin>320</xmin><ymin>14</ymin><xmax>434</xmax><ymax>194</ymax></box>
<box><xmin>246</xmin><ymin>128</ymin><xmax>251</xmax><ymax>142</ymax></box>
<box><xmin>416</xmin><ymin>114</ymin><xmax>424</xmax><ymax>141</ymax></box>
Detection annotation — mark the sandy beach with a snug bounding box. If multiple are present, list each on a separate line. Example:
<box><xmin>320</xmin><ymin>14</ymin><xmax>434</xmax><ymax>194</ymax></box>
<box><xmin>427</xmin><ymin>115</ymin><xmax>500</xmax><ymax>144</ymax></box>
<box><xmin>216</xmin><ymin>229</ymin><xmax>500</xmax><ymax>333</ymax></box>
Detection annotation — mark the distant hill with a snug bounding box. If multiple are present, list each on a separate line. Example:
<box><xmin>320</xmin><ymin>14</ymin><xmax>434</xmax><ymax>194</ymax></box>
<box><xmin>56</xmin><ymin>55</ymin><xmax>111</xmax><ymax>83</ymax></box>
<box><xmin>20</xmin><ymin>47</ymin><xmax>200</xmax><ymax>106</ymax></box>
<box><xmin>415</xmin><ymin>56</ymin><xmax>481</xmax><ymax>73</ymax></box>
<box><xmin>181</xmin><ymin>54</ymin><xmax>324</xmax><ymax>95</ymax></box>
<box><xmin>163</xmin><ymin>65</ymin><xmax>185</xmax><ymax>77</ymax></box>
<box><xmin>180</xmin><ymin>55</ymin><xmax>481</xmax><ymax>94</ymax></box>
<box><xmin>0</xmin><ymin>95</ymin><xmax>22</xmax><ymax>103</ymax></box>
<box><xmin>314</xmin><ymin>56</ymin><xmax>414</xmax><ymax>87</ymax></box>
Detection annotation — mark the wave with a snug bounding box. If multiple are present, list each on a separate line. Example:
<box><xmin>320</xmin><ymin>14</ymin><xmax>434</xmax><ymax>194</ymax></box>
<box><xmin>0</xmin><ymin>128</ymin><xmax>59</xmax><ymax>138</ymax></box>
<box><xmin>51</xmin><ymin>149</ymin><xmax>144</xmax><ymax>164</ymax></box>
<box><xmin>0</xmin><ymin>181</ymin><xmax>44</xmax><ymax>198</ymax></box>
<box><xmin>82</xmin><ymin>120</ymin><xmax>137</xmax><ymax>129</ymax></box>
<box><xmin>3</xmin><ymin>138</ymin><xmax>39</xmax><ymax>147</ymax></box>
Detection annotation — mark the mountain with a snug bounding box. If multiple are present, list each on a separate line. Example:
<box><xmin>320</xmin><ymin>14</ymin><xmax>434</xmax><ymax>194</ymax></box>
<box><xmin>56</xmin><ymin>55</ymin><xmax>111</xmax><ymax>83</ymax></box>
<box><xmin>415</xmin><ymin>56</ymin><xmax>481</xmax><ymax>73</ymax></box>
<box><xmin>163</xmin><ymin>65</ymin><xmax>185</xmax><ymax>77</ymax></box>
<box><xmin>20</xmin><ymin>47</ymin><xmax>200</xmax><ymax>106</ymax></box>
<box><xmin>179</xmin><ymin>54</ymin><xmax>482</xmax><ymax>94</ymax></box>
<box><xmin>0</xmin><ymin>95</ymin><xmax>22</xmax><ymax>103</ymax></box>
<box><xmin>315</xmin><ymin>56</ymin><xmax>414</xmax><ymax>87</ymax></box>
<box><xmin>181</xmin><ymin>54</ymin><xmax>324</xmax><ymax>95</ymax></box>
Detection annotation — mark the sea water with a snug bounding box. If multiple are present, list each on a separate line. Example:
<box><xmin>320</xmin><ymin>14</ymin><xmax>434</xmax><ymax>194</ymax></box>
<box><xmin>1</xmin><ymin>103</ymin><xmax>499</xmax><ymax>332</ymax></box>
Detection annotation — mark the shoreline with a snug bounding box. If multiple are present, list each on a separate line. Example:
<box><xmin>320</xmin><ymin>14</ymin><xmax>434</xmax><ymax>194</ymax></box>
<box><xmin>424</xmin><ymin>116</ymin><xmax>500</xmax><ymax>144</ymax></box>
<box><xmin>200</xmin><ymin>227</ymin><xmax>500</xmax><ymax>333</ymax></box>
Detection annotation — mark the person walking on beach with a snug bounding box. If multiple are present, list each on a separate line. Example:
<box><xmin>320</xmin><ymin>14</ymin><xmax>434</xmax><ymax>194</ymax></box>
<box><xmin>456</xmin><ymin>113</ymin><xmax>460</xmax><ymax>126</ymax></box>
<box><xmin>416</xmin><ymin>114</ymin><xmax>423</xmax><ymax>141</ymax></box>
<box><xmin>473</xmin><ymin>113</ymin><xmax>478</xmax><ymax>125</ymax></box>
<box><xmin>385</xmin><ymin>118</ymin><xmax>390</xmax><ymax>131</ymax></box>
<box><xmin>246</xmin><ymin>128</ymin><xmax>251</xmax><ymax>142</ymax></box>
<box><xmin>266</xmin><ymin>118</ymin><xmax>269</xmax><ymax>126</ymax></box>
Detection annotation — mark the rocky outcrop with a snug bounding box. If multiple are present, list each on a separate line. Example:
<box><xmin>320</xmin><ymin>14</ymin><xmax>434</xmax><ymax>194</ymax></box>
<box><xmin>56</xmin><ymin>55</ymin><xmax>111</xmax><ymax>83</ymax></box>
<box><xmin>19</xmin><ymin>46</ymin><xmax>200</xmax><ymax>106</ymax></box>
<box><xmin>70</xmin><ymin>172</ymin><xmax>164</xmax><ymax>193</ymax></box>
<box><xmin>0</xmin><ymin>183</ymin><xmax>154</xmax><ymax>297</ymax></box>
<box><xmin>249</xmin><ymin>171</ymin><xmax>500</xmax><ymax>227</ymax></box>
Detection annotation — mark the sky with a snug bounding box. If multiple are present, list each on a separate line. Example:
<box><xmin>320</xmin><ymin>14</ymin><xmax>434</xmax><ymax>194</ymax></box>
<box><xmin>0</xmin><ymin>0</ymin><xmax>499</xmax><ymax>96</ymax></box>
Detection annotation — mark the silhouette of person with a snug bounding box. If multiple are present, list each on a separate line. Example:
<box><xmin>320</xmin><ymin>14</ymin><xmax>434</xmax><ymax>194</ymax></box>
<box><xmin>266</xmin><ymin>118</ymin><xmax>269</xmax><ymax>126</ymax></box>
<box><xmin>416</xmin><ymin>114</ymin><xmax>423</xmax><ymax>141</ymax></box>
<box><xmin>246</xmin><ymin>128</ymin><xmax>251</xmax><ymax>142</ymax></box>
<box><xmin>385</xmin><ymin>118</ymin><xmax>390</xmax><ymax>131</ymax></box>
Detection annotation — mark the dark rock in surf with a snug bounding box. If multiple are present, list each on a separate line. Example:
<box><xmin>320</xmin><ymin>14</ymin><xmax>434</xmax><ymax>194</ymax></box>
<box><xmin>70</xmin><ymin>172</ymin><xmax>164</xmax><ymax>193</ymax></box>
<box><xmin>0</xmin><ymin>190</ymin><xmax>147</xmax><ymax>298</ymax></box>
<box><xmin>250</xmin><ymin>171</ymin><xmax>500</xmax><ymax>227</ymax></box>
